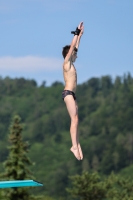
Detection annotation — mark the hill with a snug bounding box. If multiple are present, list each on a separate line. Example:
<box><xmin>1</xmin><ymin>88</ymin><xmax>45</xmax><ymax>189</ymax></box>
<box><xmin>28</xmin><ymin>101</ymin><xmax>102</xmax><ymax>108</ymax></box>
<box><xmin>0</xmin><ymin>73</ymin><xmax>133</xmax><ymax>198</ymax></box>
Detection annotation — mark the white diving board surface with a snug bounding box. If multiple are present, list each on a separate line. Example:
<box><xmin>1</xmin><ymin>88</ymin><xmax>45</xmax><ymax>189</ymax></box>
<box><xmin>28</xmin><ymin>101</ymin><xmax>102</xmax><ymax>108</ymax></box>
<box><xmin>0</xmin><ymin>180</ymin><xmax>43</xmax><ymax>188</ymax></box>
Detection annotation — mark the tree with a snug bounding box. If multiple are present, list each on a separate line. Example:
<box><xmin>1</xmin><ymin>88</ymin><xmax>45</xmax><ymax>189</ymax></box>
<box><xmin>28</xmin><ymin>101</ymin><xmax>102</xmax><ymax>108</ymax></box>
<box><xmin>66</xmin><ymin>171</ymin><xmax>107</xmax><ymax>200</ymax></box>
<box><xmin>0</xmin><ymin>115</ymin><xmax>34</xmax><ymax>200</ymax></box>
<box><xmin>106</xmin><ymin>173</ymin><xmax>133</xmax><ymax>200</ymax></box>
<box><xmin>67</xmin><ymin>171</ymin><xmax>133</xmax><ymax>200</ymax></box>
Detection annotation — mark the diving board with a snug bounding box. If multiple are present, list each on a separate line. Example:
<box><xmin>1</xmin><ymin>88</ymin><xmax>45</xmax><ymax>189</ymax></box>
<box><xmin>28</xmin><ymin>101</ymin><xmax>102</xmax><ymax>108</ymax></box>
<box><xmin>0</xmin><ymin>180</ymin><xmax>43</xmax><ymax>188</ymax></box>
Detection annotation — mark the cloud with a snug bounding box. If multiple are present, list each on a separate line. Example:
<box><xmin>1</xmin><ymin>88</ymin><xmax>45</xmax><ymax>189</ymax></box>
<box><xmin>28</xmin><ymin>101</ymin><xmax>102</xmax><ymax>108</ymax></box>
<box><xmin>0</xmin><ymin>56</ymin><xmax>62</xmax><ymax>73</ymax></box>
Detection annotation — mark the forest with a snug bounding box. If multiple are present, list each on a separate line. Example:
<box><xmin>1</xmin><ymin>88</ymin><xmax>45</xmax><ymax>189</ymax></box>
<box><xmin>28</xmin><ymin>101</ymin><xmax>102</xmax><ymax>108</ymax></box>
<box><xmin>0</xmin><ymin>73</ymin><xmax>133</xmax><ymax>199</ymax></box>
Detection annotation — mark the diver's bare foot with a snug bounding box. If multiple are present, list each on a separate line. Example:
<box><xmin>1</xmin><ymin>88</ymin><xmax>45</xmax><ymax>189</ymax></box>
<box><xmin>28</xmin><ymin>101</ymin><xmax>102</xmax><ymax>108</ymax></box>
<box><xmin>70</xmin><ymin>146</ymin><xmax>81</xmax><ymax>160</ymax></box>
<box><xmin>78</xmin><ymin>143</ymin><xmax>83</xmax><ymax>160</ymax></box>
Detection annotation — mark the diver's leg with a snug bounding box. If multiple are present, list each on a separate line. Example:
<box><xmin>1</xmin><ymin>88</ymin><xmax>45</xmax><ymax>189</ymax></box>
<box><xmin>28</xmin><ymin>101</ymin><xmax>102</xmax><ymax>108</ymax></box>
<box><xmin>75</xmin><ymin>100</ymin><xmax>83</xmax><ymax>160</ymax></box>
<box><xmin>64</xmin><ymin>95</ymin><xmax>81</xmax><ymax>160</ymax></box>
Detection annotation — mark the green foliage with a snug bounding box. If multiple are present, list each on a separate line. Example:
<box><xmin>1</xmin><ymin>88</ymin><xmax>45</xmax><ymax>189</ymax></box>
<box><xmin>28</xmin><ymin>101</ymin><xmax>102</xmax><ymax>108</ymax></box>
<box><xmin>67</xmin><ymin>171</ymin><xmax>107</xmax><ymax>200</ymax></box>
<box><xmin>0</xmin><ymin>74</ymin><xmax>133</xmax><ymax>198</ymax></box>
<box><xmin>0</xmin><ymin>115</ymin><xmax>34</xmax><ymax>200</ymax></box>
<box><xmin>118</xmin><ymin>164</ymin><xmax>133</xmax><ymax>180</ymax></box>
<box><xmin>3</xmin><ymin>115</ymin><xmax>33</xmax><ymax>179</ymax></box>
<box><xmin>67</xmin><ymin>171</ymin><xmax>133</xmax><ymax>200</ymax></box>
<box><xmin>106</xmin><ymin>173</ymin><xmax>133</xmax><ymax>200</ymax></box>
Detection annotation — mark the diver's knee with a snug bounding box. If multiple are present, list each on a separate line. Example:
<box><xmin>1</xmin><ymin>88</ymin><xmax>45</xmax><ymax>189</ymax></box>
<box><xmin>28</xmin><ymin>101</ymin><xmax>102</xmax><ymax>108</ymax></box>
<box><xmin>71</xmin><ymin>115</ymin><xmax>78</xmax><ymax>125</ymax></box>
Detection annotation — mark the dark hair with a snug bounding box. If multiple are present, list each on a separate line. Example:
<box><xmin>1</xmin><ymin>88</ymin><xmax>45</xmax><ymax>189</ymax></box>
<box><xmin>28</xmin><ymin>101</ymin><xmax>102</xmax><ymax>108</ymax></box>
<box><xmin>62</xmin><ymin>45</ymin><xmax>70</xmax><ymax>58</ymax></box>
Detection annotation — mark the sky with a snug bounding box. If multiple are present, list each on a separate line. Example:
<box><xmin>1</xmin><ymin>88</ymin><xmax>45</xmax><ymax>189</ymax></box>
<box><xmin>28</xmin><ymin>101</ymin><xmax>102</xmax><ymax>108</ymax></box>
<box><xmin>0</xmin><ymin>0</ymin><xmax>133</xmax><ymax>86</ymax></box>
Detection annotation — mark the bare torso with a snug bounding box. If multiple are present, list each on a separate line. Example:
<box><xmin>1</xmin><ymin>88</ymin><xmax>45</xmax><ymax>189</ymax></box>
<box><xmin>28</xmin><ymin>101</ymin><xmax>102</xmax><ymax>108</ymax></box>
<box><xmin>63</xmin><ymin>61</ymin><xmax>77</xmax><ymax>93</ymax></box>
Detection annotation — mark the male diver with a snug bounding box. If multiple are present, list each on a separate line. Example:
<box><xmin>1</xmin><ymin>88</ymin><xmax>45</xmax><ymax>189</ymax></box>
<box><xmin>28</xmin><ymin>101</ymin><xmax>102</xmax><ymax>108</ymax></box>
<box><xmin>62</xmin><ymin>22</ymin><xmax>84</xmax><ymax>160</ymax></box>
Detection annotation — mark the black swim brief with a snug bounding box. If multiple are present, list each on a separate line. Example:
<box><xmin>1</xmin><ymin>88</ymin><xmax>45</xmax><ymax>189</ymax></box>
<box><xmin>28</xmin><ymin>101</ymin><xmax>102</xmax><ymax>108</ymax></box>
<box><xmin>62</xmin><ymin>90</ymin><xmax>76</xmax><ymax>101</ymax></box>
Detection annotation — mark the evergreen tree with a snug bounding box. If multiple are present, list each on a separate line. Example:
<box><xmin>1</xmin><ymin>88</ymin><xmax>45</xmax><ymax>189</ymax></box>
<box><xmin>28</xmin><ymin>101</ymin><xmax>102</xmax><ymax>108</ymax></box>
<box><xmin>67</xmin><ymin>171</ymin><xmax>107</xmax><ymax>200</ymax></box>
<box><xmin>0</xmin><ymin>115</ymin><xmax>34</xmax><ymax>200</ymax></box>
<box><xmin>67</xmin><ymin>171</ymin><xmax>133</xmax><ymax>200</ymax></box>
<box><xmin>106</xmin><ymin>173</ymin><xmax>133</xmax><ymax>200</ymax></box>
